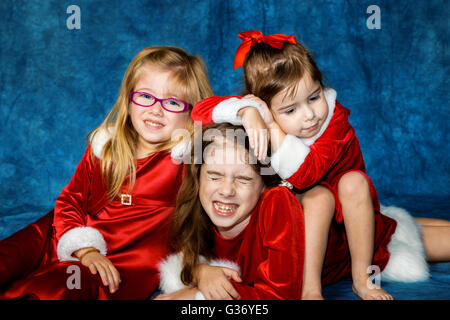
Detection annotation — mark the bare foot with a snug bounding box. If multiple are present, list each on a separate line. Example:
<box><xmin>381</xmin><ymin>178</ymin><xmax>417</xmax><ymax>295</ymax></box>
<box><xmin>302</xmin><ymin>291</ymin><xmax>324</xmax><ymax>300</ymax></box>
<box><xmin>352</xmin><ymin>281</ymin><xmax>394</xmax><ymax>300</ymax></box>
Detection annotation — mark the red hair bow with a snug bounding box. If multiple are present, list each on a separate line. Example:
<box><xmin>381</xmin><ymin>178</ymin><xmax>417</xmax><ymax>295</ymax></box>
<box><xmin>233</xmin><ymin>30</ymin><xmax>297</xmax><ymax>69</ymax></box>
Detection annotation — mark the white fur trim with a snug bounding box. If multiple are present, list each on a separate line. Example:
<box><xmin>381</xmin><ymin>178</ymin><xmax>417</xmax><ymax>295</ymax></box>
<box><xmin>211</xmin><ymin>97</ymin><xmax>265</xmax><ymax>126</ymax></box>
<box><xmin>209</xmin><ymin>258</ymin><xmax>241</xmax><ymax>274</ymax></box>
<box><xmin>90</xmin><ymin>127</ymin><xmax>115</xmax><ymax>159</ymax></box>
<box><xmin>56</xmin><ymin>226</ymin><xmax>108</xmax><ymax>262</ymax></box>
<box><xmin>158</xmin><ymin>252</ymin><xmax>189</xmax><ymax>294</ymax></box>
<box><xmin>170</xmin><ymin>139</ymin><xmax>192</xmax><ymax>163</ymax></box>
<box><xmin>380</xmin><ymin>205</ymin><xmax>429</xmax><ymax>282</ymax></box>
<box><xmin>270</xmin><ymin>134</ymin><xmax>310</xmax><ymax>179</ymax></box>
<box><xmin>158</xmin><ymin>252</ymin><xmax>241</xmax><ymax>300</ymax></box>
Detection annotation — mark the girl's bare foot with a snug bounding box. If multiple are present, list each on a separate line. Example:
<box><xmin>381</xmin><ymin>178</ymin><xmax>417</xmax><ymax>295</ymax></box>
<box><xmin>352</xmin><ymin>280</ymin><xmax>393</xmax><ymax>300</ymax></box>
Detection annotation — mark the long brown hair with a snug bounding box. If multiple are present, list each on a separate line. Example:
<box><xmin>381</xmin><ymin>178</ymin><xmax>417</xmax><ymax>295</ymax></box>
<box><xmin>88</xmin><ymin>46</ymin><xmax>214</xmax><ymax>201</ymax></box>
<box><xmin>242</xmin><ymin>41</ymin><xmax>324</xmax><ymax>107</ymax></box>
<box><xmin>171</xmin><ymin>123</ymin><xmax>281</xmax><ymax>285</ymax></box>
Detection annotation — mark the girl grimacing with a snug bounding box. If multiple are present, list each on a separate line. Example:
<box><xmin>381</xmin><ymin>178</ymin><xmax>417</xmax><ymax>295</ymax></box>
<box><xmin>155</xmin><ymin>123</ymin><xmax>305</xmax><ymax>300</ymax></box>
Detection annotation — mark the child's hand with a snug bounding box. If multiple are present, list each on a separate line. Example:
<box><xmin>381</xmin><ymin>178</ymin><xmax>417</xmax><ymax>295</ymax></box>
<box><xmin>195</xmin><ymin>264</ymin><xmax>242</xmax><ymax>300</ymax></box>
<box><xmin>153</xmin><ymin>287</ymin><xmax>198</xmax><ymax>300</ymax></box>
<box><xmin>241</xmin><ymin>94</ymin><xmax>275</xmax><ymax>126</ymax></box>
<box><xmin>237</xmin><ymin>95</ymin><xmax>273</xmax><ymax>161</ymax></box>
<box><xmin>75</xmin><ymin>247</ymin><xmax>121</xmax><ymax>294</ymax></box>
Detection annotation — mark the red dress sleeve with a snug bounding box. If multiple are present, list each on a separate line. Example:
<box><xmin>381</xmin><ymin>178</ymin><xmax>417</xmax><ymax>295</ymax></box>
<box><xmin>191</xmin><ymin>95</ymin><xmax>264</xmax><ymax>126</ymax></box>
<box><xmin>232</xmin><ymin>187</ymin><xmax>305</xmax><ymax>300</ymax></box>
<box><xmin>53</xmin><ymin>145</ymin><xmax>94</xmax><ymax>240</ymax></box>
<box><xmin>191</xmin><ymin>96</ymin><xmax>234</xmax><ymax>125</ymax></box>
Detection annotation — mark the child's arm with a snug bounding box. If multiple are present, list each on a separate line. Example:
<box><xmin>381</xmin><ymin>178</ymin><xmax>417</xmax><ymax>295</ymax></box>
<box><xmin>153</xmin><ymin>287</ymin><xmax>199</xmax><ymax>300</ymax></box>
<box><xmin>192</xmin><ymin>95</ymin><xmax>269</xmax><ymax>160</ymax></box>
<box><xmin>154</xmin><ymin>264</ymin><xmax>242</xmax><ymax>300</ymax></box>
<box><xmin>158</xmin><ymin>253</ymin><xmax>241</xmax><ymax>300</ymax></box>
<box><xmin>193</xmin><ymin>264</ymin><xmax>242</xmax><ymax>300</ymax></box>
<box><xmin>53</xmin><ymin>144</ymin><xmax>107</xmax><ymax>262</ymax></box>
<box><xmin>75</xmin><ymin>247</ymin><xmax>121</xmax><ymax>294</ymax></box>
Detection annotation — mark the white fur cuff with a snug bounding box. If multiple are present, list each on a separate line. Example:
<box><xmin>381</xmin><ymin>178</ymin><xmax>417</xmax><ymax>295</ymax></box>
<box><xmin>270</xmin><ymin>134</ymin><xmax>310</xmax><ymax>179</ymax></box>
<box><xmin>171</xmin><ymin>139</ymin><xmax>192</xmax><ymax>164</ymax></box>
<box><xmin>211</xmin><ymin>97</ymin><xmax>265</xmax><ymax>126</ymax></box>
<box><xmin>90</xmin><ymin>127</ymin><xmax>115</xmax><ymax>159</ymax></box>
<box><xmin>380</xmin><ymin>205</ymin><xmax>429</xmax><ymax>282</ymax></box>
<box><xmin>56</xmin><ymin>226</ymin><xmax>108</xmax><ymax>262</ymax></box>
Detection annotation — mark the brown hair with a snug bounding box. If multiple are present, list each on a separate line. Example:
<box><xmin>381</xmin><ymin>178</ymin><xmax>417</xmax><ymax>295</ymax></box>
<box><xmin>242</xmin><ymin>42</ymin><xmax>324</xmax><ymax>107</ymax></box>
<box><xmin>171</xmin><ymin>123</ymin><xmax>281</xmax><ymax>285</ymax></box>
<box><xmin>89</xmin><ymin>46</ymin><xmax>214</xmax><ymax>201</ymax></box>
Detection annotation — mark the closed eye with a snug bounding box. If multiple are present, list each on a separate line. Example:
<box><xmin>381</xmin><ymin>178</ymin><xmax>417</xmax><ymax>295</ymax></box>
<box><xmin>236</xmin><ymin>176</ymin><xmax>253</xmax><ymax>184</ymax></box>
<box><xmin>208</xmin><ymin>174</ymin><xmax>223</xmax><ymax>181</ymax></box>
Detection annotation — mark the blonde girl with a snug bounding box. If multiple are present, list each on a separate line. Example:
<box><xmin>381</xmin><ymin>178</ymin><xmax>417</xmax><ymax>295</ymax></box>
<box><xmin>0</xmin><ymin>46</ymin><xmax>213</xmax><ymax>300</ymax></box>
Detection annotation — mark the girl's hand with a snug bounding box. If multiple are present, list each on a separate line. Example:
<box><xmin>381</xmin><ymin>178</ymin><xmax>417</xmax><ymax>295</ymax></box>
<box><xmin>153</xmin><ymin>287</ymin><xmax>198</xmax><ymax>300</ymax></box>
<box><xmin>195</xmin><ymin>264</ymin><xmax>242</xmax><ymax>300</ymax></box>
<box><xmin>241</xmin><ymin>94</ymin><xmax>275</xmax><ymax>126</ymax></box>
<box><xmin>237</xmin><ymin>95</ymin><xmax>273</xmax><ymax>161</ymax></box>
<box><xmin>75</xmin><ymin>247</ymin><xmax>121</xmax><ymax>294</ymax></box>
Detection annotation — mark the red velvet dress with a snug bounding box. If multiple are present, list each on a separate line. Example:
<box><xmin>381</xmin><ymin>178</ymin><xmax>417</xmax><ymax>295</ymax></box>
<box><xmin>0</xmin><ymin>145</ymin><xmax>183</xmax><ymax>300</ymax></box>
<box><xmin>212</xmin><ymin>186</ymin><xmax>305</xmax><ymax>300</ymax></box>
<box><xmin>192</xmin><ymin>93</ymin><xmax>398</xmax><ymax>284</ymax></box>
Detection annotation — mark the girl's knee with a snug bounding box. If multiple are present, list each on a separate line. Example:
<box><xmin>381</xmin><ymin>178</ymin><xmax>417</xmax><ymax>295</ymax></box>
<box><xmin>297</xmin><ymin>186</ymin><xmax>335</xmax><ymax>215</ymax></box>
<box><xmin>337</xmin><ymin>171</ymin><xmax>370</xmax><ymax>200</ymax></box>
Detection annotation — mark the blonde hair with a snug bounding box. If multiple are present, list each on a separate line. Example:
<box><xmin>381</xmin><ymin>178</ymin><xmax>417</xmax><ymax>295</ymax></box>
<box><xmin>89</xmin><ymin>46</ymin><xmax>213</xmax><ymax>201</ymax></box>
<box><xmin>242</xmin><ymin>42</ymin><xmax>324</xmax><ymax>107</ymax></box>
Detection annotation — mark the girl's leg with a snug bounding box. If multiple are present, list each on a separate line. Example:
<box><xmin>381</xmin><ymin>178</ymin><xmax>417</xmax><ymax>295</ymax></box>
<box><xmin>414</xmin><ymin>217</ymin><xmax>450</xmax><ymax>227</ymax></box>
<box><xmin>338</xmin><ymin>172</ymin><xmax>393</xmax><ymax>300</ymax></box>
<box><xmin>296</xmin><ymin>185</ymin><xmax>335</xmax><ymax>300</ymax></box>
<box><xmin>414</xmin><ymin>218</ymin><xmax>450</xmax><ymax>262</ymax></box>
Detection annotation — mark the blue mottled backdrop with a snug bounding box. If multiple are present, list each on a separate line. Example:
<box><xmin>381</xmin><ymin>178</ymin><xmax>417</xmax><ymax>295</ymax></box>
<box><xmin>0</xmin><ymin>0</ymin><xmax>449</xmax><ymax>299</ymax></box>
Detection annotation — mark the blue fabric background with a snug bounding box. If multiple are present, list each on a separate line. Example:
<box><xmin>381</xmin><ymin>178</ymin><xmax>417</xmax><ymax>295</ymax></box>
<box><xmin>0</xmin><ymin>0</ymin><xmax>448</xmax><ymax>299</ymax></box>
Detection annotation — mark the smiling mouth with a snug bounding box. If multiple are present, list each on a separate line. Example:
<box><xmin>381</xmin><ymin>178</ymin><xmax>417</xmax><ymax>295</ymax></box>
<box><xmin>304</xmin><ymin>123</ymin><xmax>318</xmax><ymax>131</ymax></box>
<box><xmin>144</xmin><ymin>120</ymin><xmax>165</xmax><ymax>128</ymax></box>
<box><xmin>213</xmin><ymin>201</ymin><xmax>239</xmax><ymax>216</ymax></box>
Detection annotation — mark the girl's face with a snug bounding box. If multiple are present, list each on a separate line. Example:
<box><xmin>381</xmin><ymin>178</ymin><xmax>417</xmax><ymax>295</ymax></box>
<box><xmin>129</xmin><ymin>64</ymin><xmax>190</xmax><ymax>157</ymax></box>
<box><xmin>199</xmin><ymin>140</ymin><xmax>265</xmax><ymax>239</ymax></box>
<box><xmin>270</xmin><ymin>74</ymin><xmax>328</xmax><ymax>139</ymax></box>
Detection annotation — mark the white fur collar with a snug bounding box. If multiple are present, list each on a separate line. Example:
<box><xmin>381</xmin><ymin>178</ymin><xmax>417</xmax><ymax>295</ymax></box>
<box><xmin>300</xmin><ymin>88</ymin><xmax>337</xmax><ymax>146</ymax></box>
<box><xmin>89</xmin><ymin>126</ymin><xmax>190</xmax><ymax>161</ymax></box>
<box><xmin>89</xmin><ymin>126</ymin><xmax>116</xmax><ymax>159</ymax></box>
